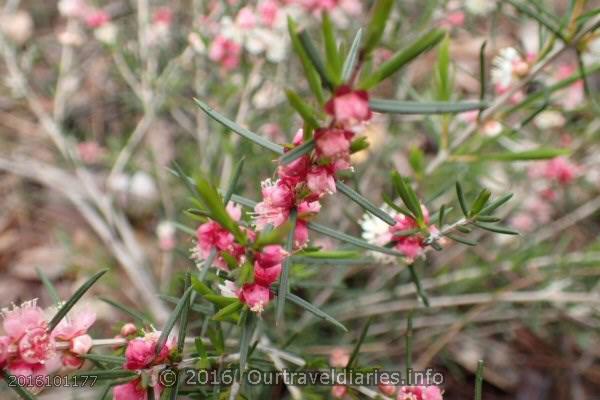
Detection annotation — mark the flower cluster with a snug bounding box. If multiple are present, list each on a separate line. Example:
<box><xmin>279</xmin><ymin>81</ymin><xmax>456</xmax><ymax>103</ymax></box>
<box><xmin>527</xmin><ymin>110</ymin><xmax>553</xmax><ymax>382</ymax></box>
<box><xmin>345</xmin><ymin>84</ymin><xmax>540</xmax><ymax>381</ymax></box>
<box><xmin>254</xmin><ymin>86</ymin><xmax>372</xmax><ymax>247</ymax></box>
<box><xmin>113</xmin><ymin>331</ymin><xmax>175</xmax><ymax>400</ymax></box>
<box><xmin>0</xmin><ymin>300</ymin><xmax>95</xmax><ymax>393</ymax></box>
<box><xmin>195</xmin><ymin>203</ymin><xmax>288</xmax><ymax>313</ymax></box>
<box><xmin>378</xmin><ymin>384</ymin><xmax>444</xmax><ymax>400</ymax></box>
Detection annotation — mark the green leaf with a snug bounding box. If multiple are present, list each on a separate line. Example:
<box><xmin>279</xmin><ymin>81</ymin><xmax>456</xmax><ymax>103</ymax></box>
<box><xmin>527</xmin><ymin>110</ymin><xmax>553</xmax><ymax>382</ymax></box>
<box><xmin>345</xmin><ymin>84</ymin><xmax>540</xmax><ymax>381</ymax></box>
<box><xmin>435</xmin><ymin>34</ymin><xmax>452</xmax><ymax>101</ymax></box>
<box><xmin>347</xmin><ymin>317</ymin><xmax>373</xmax><ymax>368</ymax></box>
<box><xmin>285</xmin><ymin>90</ymin><xmax>320</xmax><ymax>130</ymax></box>
<box><xmin>70</xmin><ymin>369</ymin><xmax>138</xmax><ymax>381</ymax></box>
<box><xmin>474</xmin><ymin>215</ymin><xmax>501</xmax><ymax>223</ymax></box>
<box><xmin>363</xmin><ymin>0</ymin><xmax>394</xmax><ymax>55</ymax></box>
<box><xmin>288</xmin><ymin>17</ymin><xmax>325</xmax><ymax>104</ymax></box>
<box><xmin>285</xmin><ymin>291</ymin><xmax>347</xmax><ymax>331</ymax></box>
<box><xmin>391</xmin><ymin>171</ymin><xmax>424</xmax><ymax>225</ymax></box>
<box><xmin>276</xmin><ymin>208</ymin><xmax>297</xmax><ymax>326</ymax></box>
<box><xmin>204</xmin><ymin>294</ymin><xmax>239</xmax><ymax>308</ymax></box>
<box><xmin>100</xmin><ymin>297</ymin><xmax>150</xmax><ymax>324</ymax></box>
<box><xmin>369</xmin><ymin>99</ymin><xmax>487</xmax><ymax>114</ymax></box>
<box><xmin>322</xmin><ymin>12</ymin><xmax>341</xmax><ymax>80</ymax></box>
<box><xmin>480</xmin><ymin>193</ymin><xmax>513</xmax><ymax>215</ymax></box>
<box><xmin>239</xmin><ymin>311</ymin><xmax>257</xmax><ymax>371</ymax></box>
<box><xmin>195</xmin><ymin>337</ymin><xmax>211</xmax><ymax>369</ymax></box>
<box><xmin>341</xmin><ymin>29</ymin><xmax>363</xmax><ymax>82</ymax></box>
<box><xmin>475</xmin><ymin>360</ymin><xmax>485</xmax><ymax>400</ymax></box>
<box><xmin>177</xmin><ymin>275</ymin><xmax>192</xmax><ymax>353</ymax></box>
<box><xmin>1</xmin><ymin>370</ymin><xmax>37</xmax><ymax>400</ymax></box>
<box><xmin>156</xmin><ymin>286</ymin><xmax>193</xmax><ymax>356</ymax></box>
<box><xmin>212</xmin><ymin>301</ymin><xmax>243</xmax><ymax>321</ymax></box>
<box><xmin>297</xmin><ymin>250</ymin><xmax>361</xmax><ymax>259</ymax></box>
<box><xmin>408</xmin><ymin>264</ymin><xmax>430</xmax><ymax>307</ymax></box>
<box><xmin>350</xmin><ymin>136</ymin><xmax>369</xmax><ymax>153</ymax></box>
<box><xmin>480</xmin><ymin>148</ymin><xmax>570</xmax><ymax>161</ymax></box>
<box><xmin>336</xmin><ymin>181</ymin><xmax>396</xmax><ymax>225</ymax></box>
<box><xmin>48</xmin><ymin>269</ymin><xmax>108</xmax><ymax>331</ymax></box>
<box><xmin>193</xmin><ymin>98</ymin><xmax>283</xmax><ymax>154</ymax></box>
<box><xmin>208</xmin><ymin>323</ymin><xmax>225</xmax><ymax>355</ymax></box>
<box><xmin>223</xmin><ymin>157</ymin><xmax>245</xmax><ymax>205</ymax></box>
<box><xmin>279</xmin><ymin>138</ymin><xmax>315</xmax><ymax>165</ymax></box>
<box><xmin>191</xmin><ymin>275</ymin><xmax>215</xmax><ymax>296</ymax></box>
<box><xmin>359</xmin><ymin>29</ymin><xmax>445</xmax><ymax>89</ymax></box>
<box><xmin>298</xmin><ymin>30</ymin><xmax>334</xmax><ymax>88</ymax></box>
<box><xmin>308</xmin><ymin>221</ymin><xmax>403</xmax><ymax>256</ymax></box>
<box><xmin>36</xmin><ymin>268</ymin><xmax>60</xmax><ymax>305</ymax></box>
<box><xmin>196</xmin><ymin>176</ymin><xmax>246</xmax><ymax>244</ymax></box>
<box><xmin>469</xmin><ymin>189</ymin><xmax>491</xmax><ymax>217</ymax></box>
<box><xmin>382</xmin><ymin>193</ymin><xmax>412</xmax><ymax>216</ymax></box>
<box><xmin>474</xmin><ymin>222</ymin><xmax>519</xmax><ymax>235</ymax></box>
<box><xmin>479</xmin><ymin>41</ymin><xmax>487</xmax><ymax>103</ymax></box>
<box><xmin>445</xmin><ymin>234</ymin><xmax>478</xmax><ymax>246</ymax></box>
<box><xmin>255</xmin><ymin>222</ymin><xmax>292</xmax><ymax>247</ymax></box>
<box><xmin>437</xmin><ymin>204</ymin><xmax>447</xmax><ymax>227</ymax></box>
<box><xmin>505</xmin><ymin>0</ymin><xmax>565</xmax><ymax>41</ymax></box>
<box><xmin>81</xmin><ymin>353</ymin><xmax>127</xmax><ymax>365</ymax></box>
<box><xmin>455</xmin><ymin>182</ymin><xmax>469</xmax><ymax>217</ymax></box>
<box><xmin>409</xmin><ymin>147</ymin><xmax>425</xmax><ymax>177</ymax></box>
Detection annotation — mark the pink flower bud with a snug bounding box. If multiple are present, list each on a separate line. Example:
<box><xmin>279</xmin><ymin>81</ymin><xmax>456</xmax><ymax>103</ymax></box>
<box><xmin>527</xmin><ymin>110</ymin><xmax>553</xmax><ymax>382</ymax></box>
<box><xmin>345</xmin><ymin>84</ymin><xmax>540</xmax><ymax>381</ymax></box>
<box><xmin>306</xmin><ymin>166</ymin><xmax>337</xmax><ymax>195</ymax></box>
<box><xmin>253</xmin><ymin>262</ymin><xmax>282</xmax><ymax>286</ymax></box>
<box><xmin>258</xmin><ymin>0</ymin><xmax>279</xmax><ymax>27</ymax></box>
<box><xmin>70</xmin><ymin>334</ymin><xmax>93</xmax><ymax>355</ymax></box>
<box><xmin>315</xmin><ymin>128</ymin><xmax>354</xmax><ymax>160</ymax></box>
<box><xmin>325</xmin><ymin>86</ymin><xmax>372</xmax><ymax>125</ymax></box>
<box><xmin>85</xmin><ymin>9</ymin><xmax>110</xmax><ymax>28</ymax></box>
<box><xmin>235</xmin><ymin>6</ymin><xmax>257</xmax><ymax>29</ymax></box>
<box><xmin>255</xmin><ymin>245</ymin><xmax>287</xmax><ymax>268</ymax></box>
<box><xmin>329</xmin><ymin>348</ymin><xmax>350</xmax><ymax>368</ymax></box>
<box><xmin>239</xmin><ymin>283</ymin><xmax>272</xmax><ymax>314</ymax></box>
<box><xmin>209</xmin><ymin>35</ymin><xmax>241</xmax><ymax>71</ymax></box>
<box><xmin>124</xmin><ymin>332</ymin><xmax>173</xmax><ymax>370</ymax></box>
<box><xmin>378</xmin><ymin>383</ymin><xmax>397</xmax><ymax>396</ymax></box>
<box><xmin>120</xmin><ymin>323</ymin><xmax>138</xmax><ymax>337</ymax></box>
<box><xmin>294</xmin><ymin>221</ymin><xmax>309</xmax><ymax>248</ymax></box>
<box><xmin>331</xmin><ymin>385</ymin><xmax>347</xmax><ymax>398</ymax></box>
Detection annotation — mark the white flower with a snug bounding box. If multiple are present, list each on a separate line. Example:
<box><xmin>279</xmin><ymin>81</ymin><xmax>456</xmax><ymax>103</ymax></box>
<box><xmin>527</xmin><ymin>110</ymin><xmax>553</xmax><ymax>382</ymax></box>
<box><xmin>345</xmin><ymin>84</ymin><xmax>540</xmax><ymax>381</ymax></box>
<box><xmin>464</xmin><ymin>0</ymin><xmax>496</xmax><ymax>15</ymax></box>
<box><xmin>491</xmin><ymin>47</ymin><xmax>526</xmax><ymax>92</ymax></box>
<box><xmin>218</xmin><ymin>280</ymin><xmax>238</xmax><ymax>298</ymax></box>
<box><xmin>534</xmin><ymin>110</ymin><xmax>566</xmax><ymax>129</ymax></box>
<box><xmin>359</xmin><ymin>204</ymin><xmax>397</xmax><ymax>264</ymax></box>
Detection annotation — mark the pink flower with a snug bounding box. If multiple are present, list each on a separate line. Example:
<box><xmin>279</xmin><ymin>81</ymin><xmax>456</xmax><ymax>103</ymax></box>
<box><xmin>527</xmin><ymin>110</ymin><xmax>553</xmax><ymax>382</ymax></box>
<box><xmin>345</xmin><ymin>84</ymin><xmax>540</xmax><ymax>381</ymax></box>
<box><xmin>209</xmin><ymin>35</ymin><xmax>241</xmax><ymax>71</ymax></box>
<box><xmin>315</xmin><ymin>128</ymin><xmax>354</xmax><ymax>160</ymax></box>
<box><xmin>306</xmin><ymin>166</ymin><xmax>336</xmax><ymax>195</ymax></box>
<box><xmin>331</xmin><ymin>384</ymin><xmax>347</xmax><ymax>398</ymax></box>
<box><xmin>70</xmin><ymin>334</ymin><xmax>92</xmax><ymax>355</ymax></box>
<box><xmin>52</xmin><ymin>310</ymin><xmax>96</xmax><ymax>341</ymax></box>
<box><xmin>255</xmin><ymin>245</ymin><xmax>287</xmax><ymax>268</ymax></box>
<box><xmin>114</xmin><ymin>379</ymin><xmax>148</xmax><ymax>400</ymax></box>
<box><xmin>440</xmin><ymin>11</ymin><xmax>465</xmax><ymax>28</ymax></box>
<box><xmin>325</xmin><ymin>86</ymin><xmax>372</xmax><ymax>125</ymax></box>
<box><xmin>85</xmin><ymin>9</ymin><xmax>110</xmax><ymax>28</ymax></box>
<box><xmin>544</xmin><ymin>157</ymin><xmax>579</xmax><ymax>184</ymax></box>
<box><xmin>0</xmin><ymin>336</ymin><xmax>10</xmax><ymax>368</ymax></box>
<box><xmin>389</xmin><ymin>210</ymin><xmax>429</xmax><ymax>261</ymax></box>
<box><xmin>294</xmin><ymin>221</ymin><xmax>309</xmax><ymax>247</ymax></box>
<box><xmin>153</xmin><ymin>7</ymin><xmax>173</xmax><ymax>27</ymax></box>
<box><xmin>239</xmin><ymin>283</ymin><xmax>272</xmax><ymax>313</ymax></box>
<box><xmin>236</xmin><ymin>6</ymin><xmax>257</xmax><ymax>29</ymax></box>
<box><xmin>329</xmin><ymin>347</ymin><xmax>349</xmax><ymax>367</ymax></box>
<box><xmin>258</xmin><ymin>0</ymin><xmax>279</xmax><ymax>27</ymax></box>
<box><xmin>121</xmin><ymin>323</ymin><xmax>138</xmax><ymax>337</ymax></box>
<box><xmin>397</xmin><ymin>386</ymin><xmax>443</xmax><ymax>400</ymax></box>
<box><xmin>254</xmin><ymin>180</ymin><xmax>296</xmax><ymax>229</ymax></box>
<box><xmin>297</xmin><ymin>200</ymin><xmax>321</xmax><ymax>217</ymax></box>
<box><xmin>124</xmin><ymin>332</ymin><xmax>173</xmax><ymax>370</ymax></box>
<box><xmin>253</xmin><ymin>262</ymin><xmax>282</xmax><ymax>286</ymax></box>
<box><xmin>262</xmin><ymin>180</ymin><xmax>295</xmax><ymax>209</ymax></box>
<box><xmin>278</xmin><ymin>155</ymin><xmax>310</xmax><ymax>187</ymax></box>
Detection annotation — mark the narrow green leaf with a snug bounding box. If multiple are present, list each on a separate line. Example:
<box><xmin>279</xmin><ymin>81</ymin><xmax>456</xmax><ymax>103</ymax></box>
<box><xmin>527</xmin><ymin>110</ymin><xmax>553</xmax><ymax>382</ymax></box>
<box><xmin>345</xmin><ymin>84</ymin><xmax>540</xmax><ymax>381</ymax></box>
<box><xmin>191</xmin><ymin>274</ymin><xmax>215</xmax><ymax>296</ymax></box>
<box><xmin>177</xmin><ymin>275</ymin><xmax>192</xmax><ymax>353</ymax></box>
<box><xmin>505</xmin><ymin>0</ymin><xmax>565</xmax><ymax>41</ymax></box>
<box><xmin>445</xmin><ymin>234</ymin><xmax>478</xmax><ymax>246</ymax></box>
<box><xmin>285</xmin><ymin>291</ymin><xmax>347</xmax><ymax>331</ymax></box>
<box><xmin>474</xmin><ymin>222</ymin><xmax>519</xmax><ymax>235</ymax></box>
<box><xmin>455</xmin><ymin>182</ymin><xmax>469</xmax><ymax>217</ymax></box>
<box><xmin>435</xmin><ymin>34</ymin><xmax>452</xmax><ymax>101</ymax></box>
<box><xmin>48</xmin><ymin>269</ymin><xmax>108</xmax><ymax>331</ymax></box>
<box><xmin>298</xmin><ymin>30</ymin><xmax>334</xmax><ymax>88</ymax></box>
<box><xmin>391</xmin><ymin>172</ymin><xmax>424</xmax><ymax>224</ymax></box>
<box><xmin>193</xmin><ymin>98</ymin><xmax>284</xmax><ymax>154</ymax></box>
<box><xmin>195</xmin><ymin>337</ymin><xmax>211</xmax><ymax>369</ymax></box>
<box><xmin>480</xmin><ymin>193</ymin><xmax>513</xmax><ymax>215</ymax></box>
<box><xmin>408</xmin><ymin>264</ymin><xmax>430</xmax><ymax>307</ymax></box>
<box><xmin>474</xmin><ymin>215</ymin><xmax>501</xmax><ymax>223</ymax></box>
<box><xmin>223</xmin><ymin>157</ymin><xmax>245</xmax><ymax>205</ymax></box>
<box><xmin>280</xmin><ymin>138</ymin><xmax>315</xmax><ymax>165</ymax></box>
<box><xmin>276</xmin><ymin>209</ymin><xmax>297</xmax><ymax>326</ymax></box>
<box><xmin>81</xmin><ymin>354</ymin><xmax>126</xmax><ymax>365</ymax></box>
<box><xmin>255</xmin><ymin>222</ymin><xmax>292</xmax><ymax>247</ymax></box>
<box><xmin>360</xmin><ymin>29</ymin><xmax>445</xmax><ymax>89</ymax></box>
<box><xmin>198</xmin><ymin>248</ymin><xmax>218</xmax><ymax>281</ymax></box>
<box><xmin>239</xmin><ymin>311</ymin><xmax>257</xmax><ymax>371</ymax></box>
<box><xmin>369</xmin><ymin>99</ymin><xmax>487</xmax><ymax>114</ymax></box>
<box><xmin>170</xmin><ymin>162</ymin><xmax>198</xmax><ymax>197</ymax></box>
<box><xmin>1</xmin><ymin>370</ymin><xmax>37</xmax><ymax>400</ymax></box>
<box><xmin>288</xmin><ymin>17</ymin><xmax>325</xmax><ymax>104</ymax></box>
<box><xmin>475</xmin><ymin>360</ymin><xmax>484</xmax><ymax>400</ymax></box>
<box><xmin>322</xmin><ymin>12</ymin><xmax>341</xmax><ymax>79</ymax></box>
<box><xmin>437</xmin><ymin>204</ymin><xmax>446</xmax><ymax>227</ymax></box>
<box><xmin>196</xmin><ymin>176</ymin><xmax>246</xmax><ymax>244</ymax></box>
<box><xmin>156</xmin><ymin>286</ymin><xmax>193</xmax><ymax>356</ymax></box>
<box><xmin>469</xmin><ymin>189</ymin><xmax>491</xmax><ymax>217</ymax></box>
<box><xmin>291</xmin><ymin>257</ymin><xmax>371</xmax><ymax>266</ymax></box>
<box><xmin>36</xmin><ymin>268</ymin><xmax>60</xmax><ymax>305</ymax></box>
<box><xmin>382</xmin><ymin>193</ymin><xmax>413</xmax><ymax>216</ymax></box>
<box><xmin>409</xmin><ymin>147</ymin><xmax>425</xmax><ymax>177</ymax></box>
<box><xmin>297</xmin><ymin>250</ymin><xmax>361</xmax><ymax>259</ymax></box>
<box><xmin>405</xmin><ymin>313</ymin><xmax>413</xmax><ymax>376</ymax></box>
<box><xmin>336</xmin><ymin>181</ymin><xmax>396</xmax><ymax>225</ymax></box>
<box><xmin>285</xmin><ymin>90</ymin><xmax>320</xmax><ymax>130</ymax></box>
<box><xmin>307</xmin><ymin>221</ymin><xmax>403</xmax><ymax>256</ymax></box>
<box><xmin>212</xmin><ymin>301</ymin><xmax>243</xmax><ymax>321</ymax></box>
<box><xmin>479</xmin><ymin>41</ymin><xmax>487</xmax><ymax>104</ymax></box>
<box><xmin>70</xmin><ymin>370</ymin><xmax>138</xmax><ymax>381</ymax></box>
<box><xmin>363</xmin><ymin>0</ymin><xmax>394</xmax><ymax>55</ymax></box>
<box><xmin>341</xmin><ymin>29</ymin><xmax>363</xmax><ymax>82</ymax></box>
<box><xmin>350</xmin><ymin>136</ymin><xmax>369</xmax><ymax>153</ymax></box>
<box><xmin>204</xmin><ymin>294</ymin><xmax>239</xmax><ymax>308</ymax></box>
<box><xmin>347</xmin><ymin>317</ymin><xmax>373</xmax><ymax>368</ymax></box>
<box><xmin>481</xmin><ymin>148</ymin><xmax>569</xmax><ymax>161</ymax></box>
<box><xmin>208</xmin><ymin>323</ymin><xmax>225</xmax><ymax>355</ymax></box>
<box><xmin>100</xmin><ymin>297</ymin><xmax>150</xmax><ymax>324</ymax></box>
